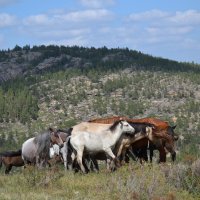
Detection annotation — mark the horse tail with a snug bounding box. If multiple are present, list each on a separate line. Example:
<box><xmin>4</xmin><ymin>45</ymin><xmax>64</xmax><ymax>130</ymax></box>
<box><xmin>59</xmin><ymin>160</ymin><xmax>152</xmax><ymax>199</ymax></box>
<box><xmin>67</xmin><ymin>128</ymin><xmax>73</xmax><ymax>135</ymax></box>
<box><xmin>0</xmin><ymin>149</ymin><xmax>22</xmax><ymax>157</ymax></box>
<box><xmin>66</xmin><ymin>136</ymin><xmax>74</xmax><ymax>152</ymax></box>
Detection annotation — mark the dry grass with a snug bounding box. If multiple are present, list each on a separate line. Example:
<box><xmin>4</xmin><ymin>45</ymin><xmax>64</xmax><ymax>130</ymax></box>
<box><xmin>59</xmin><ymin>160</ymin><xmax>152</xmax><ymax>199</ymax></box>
<box><xmin>0</xmin><ymin>160</ymin><xmax>199</xmax><ymax>200</ymax></box>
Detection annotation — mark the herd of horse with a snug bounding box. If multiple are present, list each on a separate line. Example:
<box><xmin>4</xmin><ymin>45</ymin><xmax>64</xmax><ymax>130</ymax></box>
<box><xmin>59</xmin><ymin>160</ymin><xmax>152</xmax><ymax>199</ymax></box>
<box><xmin>0</xmin><ymin>116</ymin><xmax>178</xmax><ymax>174</ymax></box>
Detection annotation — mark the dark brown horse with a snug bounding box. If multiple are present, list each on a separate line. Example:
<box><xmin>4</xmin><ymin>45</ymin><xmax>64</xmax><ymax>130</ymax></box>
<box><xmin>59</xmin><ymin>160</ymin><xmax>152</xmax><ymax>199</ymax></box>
<box><xmin>89</xmin><ymin>116</ymin><xmax>178</xmax><ymax>162</ymax></box>
<box><xmin>0</xmin><ymin>150</ymin><xmax>24</xmax><ymax>174</ymax></box>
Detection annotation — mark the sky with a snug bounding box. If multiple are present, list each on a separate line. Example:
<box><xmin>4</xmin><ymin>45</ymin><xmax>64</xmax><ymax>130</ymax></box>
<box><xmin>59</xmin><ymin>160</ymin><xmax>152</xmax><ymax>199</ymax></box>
<box><xmin>0</xmin><ymin>0</ymin><xmax>200</xmax><ymax>63</ymax></box>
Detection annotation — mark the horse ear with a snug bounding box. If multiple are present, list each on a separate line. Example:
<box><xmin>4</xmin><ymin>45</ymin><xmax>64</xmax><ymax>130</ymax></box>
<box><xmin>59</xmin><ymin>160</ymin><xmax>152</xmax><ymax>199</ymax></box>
<box><xmin>49</xmin><ymin>128</ymin><xmax>53</xmax><ymax>132</ymax></box>
<box><xmin>172</xmin><ymin>125</ymin><xmax>177</xmax><ymax>130</ymax></box>
<box><xmin>49</xmin><ymin>127</ymin><xmax>55</xmax><ymax>132</ymax></box>
<box><xmin>119</xmin><ymin>120</ymin><xmax>124</xmax><ymax>127</ymax></box>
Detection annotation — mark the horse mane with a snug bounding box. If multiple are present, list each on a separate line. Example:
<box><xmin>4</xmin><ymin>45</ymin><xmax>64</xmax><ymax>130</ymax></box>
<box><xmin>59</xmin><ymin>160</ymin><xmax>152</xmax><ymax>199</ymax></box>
<box><xmin>127</xmin><ymin>118</ymin><xmax>169</xmax><ymax>130</ymax></box>
<box><xmin>34</xmin><ymin>131</ymin><xmax>51</xmax><ymax>159</ymax></box>
<box><xmin>57</xmin><ymin>128</ymin><xmax>73</xmax><ymax>135</ymax></box>
<box><xmin>129</xmin><ymin>122</ymin><xmax>154</xmax><ymax>127</ymax></box>
<box><xmin>0</xmin><ymin>149</ymin><xmax>22</xmax><ymax>157</ymax></box>
<box><xmin>109</xmin><ymin>120</ymin><xmax>123</xmax><ymax>132</ymax></box>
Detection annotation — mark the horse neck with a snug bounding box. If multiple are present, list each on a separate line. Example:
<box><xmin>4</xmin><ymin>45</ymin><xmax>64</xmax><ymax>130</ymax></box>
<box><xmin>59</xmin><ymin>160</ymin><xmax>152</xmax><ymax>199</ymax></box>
<box><xmin>109</xmin><ymin>124</ymin><xmax>124</xmax><ymax>144</ymax></box>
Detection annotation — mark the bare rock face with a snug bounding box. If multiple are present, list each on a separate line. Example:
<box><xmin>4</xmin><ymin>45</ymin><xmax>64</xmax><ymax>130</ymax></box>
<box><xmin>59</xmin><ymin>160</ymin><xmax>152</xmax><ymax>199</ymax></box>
<box><xmin>0</xmin><ymin>50</ymin><xmax>82</xmax><ymax>83</ymax></box>
<box><xmin>0</xmin><ymin>62</ymin><xmax>24</xmax><ymax>82</ymax></box>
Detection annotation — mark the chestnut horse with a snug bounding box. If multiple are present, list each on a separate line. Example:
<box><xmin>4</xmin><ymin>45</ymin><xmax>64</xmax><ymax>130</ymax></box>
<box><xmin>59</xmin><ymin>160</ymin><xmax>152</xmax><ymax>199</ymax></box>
<box><xmin>88</xmin><ymin>116</ymin><xmax>177</xmax><ymax>162</ymax></box>
<box><xmin>0</xmin><ymin>150</ymin><xmax>24</xmax><ymax>174</ymax></box>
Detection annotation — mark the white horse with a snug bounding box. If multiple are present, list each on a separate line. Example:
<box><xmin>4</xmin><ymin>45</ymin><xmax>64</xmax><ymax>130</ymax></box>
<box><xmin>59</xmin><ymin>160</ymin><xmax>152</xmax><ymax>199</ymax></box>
<box><xmin>69</xmin><ymin>120</ymin><xmax>135</xmax><ymax>173</ymax></box>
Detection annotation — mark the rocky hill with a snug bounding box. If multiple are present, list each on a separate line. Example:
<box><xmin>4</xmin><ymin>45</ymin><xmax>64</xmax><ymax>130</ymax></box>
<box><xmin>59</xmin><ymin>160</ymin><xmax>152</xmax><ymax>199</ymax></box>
<box><xmin>0</xmin><ymin>45</ymin><xmax>199</xmax><ymax>83</ymax></box>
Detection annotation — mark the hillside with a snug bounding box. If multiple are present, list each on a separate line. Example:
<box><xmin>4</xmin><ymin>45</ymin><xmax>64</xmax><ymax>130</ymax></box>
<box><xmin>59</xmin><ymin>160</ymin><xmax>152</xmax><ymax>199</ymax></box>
<box><xmin>0</xmin><ymin>45</ymin><xmax>200</xmax><ymax>159</ymax></box>
<box><xmin>0</xmin><ymin>45</ymin><xmax>200</xmax><ymax>199</ymax></box>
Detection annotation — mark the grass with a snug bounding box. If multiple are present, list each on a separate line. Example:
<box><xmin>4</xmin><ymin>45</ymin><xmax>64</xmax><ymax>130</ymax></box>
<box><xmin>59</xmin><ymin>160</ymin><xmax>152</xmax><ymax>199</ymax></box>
<box><xmin>0</xmin><ymin>161</ymin><xmax>199</xmax><ymax>200</ymax></box>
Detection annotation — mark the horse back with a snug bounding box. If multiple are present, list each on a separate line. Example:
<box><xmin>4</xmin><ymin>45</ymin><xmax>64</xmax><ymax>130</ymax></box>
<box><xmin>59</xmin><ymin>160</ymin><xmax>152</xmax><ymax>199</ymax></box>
<box><xmin>72</xmin><ymin>122</ymin><xmax>110</xmax><ymax>134</ymax></box>
<box><xmin>88</xmin><ymin>116</ymin><xmax>169</xmax><ymax>130</ymax></box>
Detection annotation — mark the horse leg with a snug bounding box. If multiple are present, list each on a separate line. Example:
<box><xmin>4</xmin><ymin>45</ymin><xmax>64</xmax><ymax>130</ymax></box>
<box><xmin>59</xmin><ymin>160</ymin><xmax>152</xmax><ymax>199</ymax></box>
<box><xmin>106</xmin><ymin>158</ymin><xmax>112</xmax><ymax>171</ymax></box>
<box><xmin>149</xmin><ymin>148</ymin><xmax>154</xmax><ymax>163</ymax></box>
<box><xmin>36</xmin><ymin>155</ymin><xmax>41</xmax><ymax>168</ymax></box>
<box><xmin>120</xmin><ymin>147</ymin><xmax>128</xmax><ymax>165</ymax></box>
<box><xmin>92</xmin><ymin>158</ymin><xmax>99</xmax><ymax>172</ymax></box>
<box><xmin>70</xmin><ymin>152</ymin><xmax>76</xmax><ymax>170</ymax></box>
<box><xmin>116</xmin><ymin>143</ymin><xmax>124</xmax><ymax>160</ymax></box>
<box><xmin>76</xmin><ymin>148</ymin><xmax>86</xmax><ymax>173</ymax></box>
<box><xmin>142</xmin><ymin>148</ymin><xmax>148</xmax><ymax>162</ymax></box>
<box><xmin>158</xmin><ymin>147</ymin><xmax>166</xmax><ymax>163</ymax></box>
<box><xmin>5</xmin><ymin>165</ymin><xmax>12</xmax><ymax>174</ymax></box>
<box><xmin>127</xmin><ymin>147</ymin><xmax>137</xmax><ymax>161</ymax></box>
<box><xmin>104</xmin><ymin>147</ymin><xmax>120</xmax><ymax>169</ymax></box>
<box><xmin>61</xmin><ymin>142</ymin><xmax>69</xmax><ymax>171</ymax></box>
<box><xmin>87</xmin><ymin>156</ymin><xmax>99</xmax><ymax>172</ymax></box>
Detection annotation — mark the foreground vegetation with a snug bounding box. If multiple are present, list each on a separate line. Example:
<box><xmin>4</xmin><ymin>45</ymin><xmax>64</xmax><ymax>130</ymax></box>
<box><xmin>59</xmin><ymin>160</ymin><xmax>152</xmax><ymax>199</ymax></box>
<box><xmin>0</xmin><ymin>159</ymin><xmax>200</xmax><ymax>200</ymax></box>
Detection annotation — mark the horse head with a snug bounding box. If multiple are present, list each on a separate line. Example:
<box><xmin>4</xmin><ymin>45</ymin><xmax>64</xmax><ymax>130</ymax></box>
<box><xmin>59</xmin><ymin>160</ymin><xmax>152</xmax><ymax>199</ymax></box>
<box><xmin>122</xmin><ymin>120</ymin><xmax>135</xmax><ymax>133</ymax></box>
<box><xmin>56</xmin><ymin>128</ymin><xmax>72</xmax><ymax>142</ymax></box>
<box><xmin>49</xmin><ymin>128</ymin><xmax>64</xmax><ymax>148</ymax></box>
<box><xmin>150</xmin><ymin>129</ymin><xmax>176</xmax><ymax>160</ymax></box>
<box><xmin>167</xmin><ymin>125</ymin><xmax>179</xmax><ymax>141</ymax></box>
<box><xmin>114</xmin><ymin>120</ymin><xmax>135</xmax><ymax>134</ymax></box>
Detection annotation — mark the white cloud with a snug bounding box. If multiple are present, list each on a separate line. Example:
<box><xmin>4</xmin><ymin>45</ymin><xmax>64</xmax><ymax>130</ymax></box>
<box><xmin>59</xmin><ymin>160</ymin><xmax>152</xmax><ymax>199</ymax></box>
<box><xmin>79</xmin><ymin>0</ymin><xmax>115</xmax><ymax>8</ymax></box>
<box><xmin>169</xmin><ymin>10</ymin><xmax>200</xmax><ymax>25</ymax></box>
<box><xmin>55</xmin><ymin>9</ymin><xmax>113</xmax><ymax>22</ymax></box>
<box><xmin>30</xmin><ymin>28</ymin><xmax>91</xmax><ymax>39</ymax></box>
<box><xmin>128</xmin><ymin>9</ymin><xmax>169</xmax><ymax>22</ymax></box>
<box><xmin>146</xmin><ymin>26</ymin><xmax>193</xmax><ymax>36</ymax></box>
<box><xmin>0</xmin><ymin>13</ymin><xmax>17</xmax><ymax>27</ymax></box>
<box><xmin>23</xmin><ymin>9</ymin><xmax>113</xmax><ymax>27</ymax></box>
<box><xmin>128</xmin><ymin>9</ymin><xmax>200</xmax><ymax>26</ymax></box>
<box><xmin>125</xmin><ymin>9</ymin><xmax>200</xmax><ymax>47</ymax></box>
<box><xmin>23</xmin><ymin>14</ymin><xmax>51</xmax><ymax>26</ymax></box>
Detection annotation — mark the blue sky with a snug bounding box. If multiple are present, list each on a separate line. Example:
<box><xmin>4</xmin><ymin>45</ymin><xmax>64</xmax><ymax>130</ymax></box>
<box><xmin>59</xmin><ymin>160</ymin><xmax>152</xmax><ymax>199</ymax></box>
<box><xmin>0</xmin><ymin>0</ymin><xmax>200</xmax><ymax>63</ymax></box>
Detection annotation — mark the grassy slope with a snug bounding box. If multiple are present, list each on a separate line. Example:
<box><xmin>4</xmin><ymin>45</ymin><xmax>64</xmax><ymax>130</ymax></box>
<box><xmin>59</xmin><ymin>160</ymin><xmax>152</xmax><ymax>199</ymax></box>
<box><xmin>0</xmin><ymin>162</ymin><xmax>198</xmax><ymax>200</ymax></box>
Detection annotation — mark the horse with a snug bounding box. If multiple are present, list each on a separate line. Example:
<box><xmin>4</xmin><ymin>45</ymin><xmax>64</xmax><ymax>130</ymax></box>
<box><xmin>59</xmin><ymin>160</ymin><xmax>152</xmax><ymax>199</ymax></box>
<box><xmin>88</xmin><ymin>116</ymin><xmax>177</xmax><ymax>163</ymax></box>
<box><xmin>87</xmin><ymin>124</ymin><xmax>155</xmax><ymax>172</ymax></box>
<box><xmin>69</xmin><ymin>120</ymin><xmax>135</xmax><ymax>173</ymax></box>
<box><xmin>0</xmin><ymin>150</ymin><xmax>24</xmax><ymax>174</ymax></box>
<box><xmin>21</xmin><ymin>128</ymin><xmax>64</xmax><ymax>168</ymax></box>
<box><xmin>51</xmin><ymin>128</ymin><xmax>73</xmax><ymax>170</ymax></box>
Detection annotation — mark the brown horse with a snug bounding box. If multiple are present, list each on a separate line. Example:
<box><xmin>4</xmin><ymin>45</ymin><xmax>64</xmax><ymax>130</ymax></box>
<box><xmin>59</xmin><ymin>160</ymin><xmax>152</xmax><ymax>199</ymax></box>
<box><xmin>0</xmin><ymin>150</ymin><xmax>24</xmax><ymax>174</ymax></box>
<box><xmin>89</xmin><ymin>116</ymin><xmax>178</xmax><ymax>162</ymax></box>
